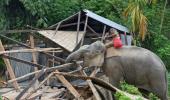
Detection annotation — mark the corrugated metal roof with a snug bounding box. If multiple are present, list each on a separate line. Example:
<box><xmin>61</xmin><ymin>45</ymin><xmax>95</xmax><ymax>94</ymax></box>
<box><xmin>38</xmin><ymin>31</ymin><xmax>84</xmax><ymax>52</ymax></box>
<box><xmin>84</xmin><ymin>9</ymin><xmax>129</xmax><ymax>33</ymax></box>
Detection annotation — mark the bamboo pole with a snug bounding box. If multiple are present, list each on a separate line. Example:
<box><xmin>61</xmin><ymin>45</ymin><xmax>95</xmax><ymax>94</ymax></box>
<box><xmin>80</xmin><ymin>16</ymin><xmax>88</xmax><ymax>46</ymax></box>
<box><xmin>0</xmin><ymin>40</ymin><xmax>20</xmax><ymax>90</ymax></box>
<box><xmin>76</xmin><ymin>12</ymin><xmax>81</xmax><ymax>44</ymax></box>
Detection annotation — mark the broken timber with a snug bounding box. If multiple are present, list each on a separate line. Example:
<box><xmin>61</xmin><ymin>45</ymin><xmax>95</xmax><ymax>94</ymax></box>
<box><xmin>0</xmin><ymin>40</ymin><xmax>20</xmax><ymax>90</ymax></box>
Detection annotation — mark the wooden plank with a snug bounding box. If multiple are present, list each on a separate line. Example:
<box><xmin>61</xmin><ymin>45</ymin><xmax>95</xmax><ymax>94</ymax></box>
<box><xmin>29</xmin><ymin>34</ymin><xmax>39</xmax><ymax>89</ymax></box>
<box><xmin>54</xmin><ymin>70</ymin><xmax>82</xmax><ymax>99</ymax></box>
<box><xmin>76</xmin><ymin>12</ymin><xmax>81</xmax><ymax>44</ymax></box>
<box><xmin>24</xmin><ymin>73</ymin><xmax>54</xmax><ymax>99</ymax></box>
<box><xmin>16</xmin><ymin>67</ymin><xmax>46</xmax><ymax>100</ymax></box>
<box><xmin>101</xmin><ymin>25</ymin><xmax>106</xmax><ymax>42</ymax></box>
<box><xmin>7</xmin><ymin>62</ymin><xmax>82</xmax><ymax>84</ymax></box>
<box><xmin>0</xmin><ymin>40</ymin><xmax>20</xmax><ymax>90</ymax></box>
<box><xmin>30</xmin><ymin>34</ymin><xmax>38</xmax><ymax>72</ymax></box>
<box><xmin>80</xmin><ymin>16</ymin><xmax>88</xmax><ymax>46</ymax></box>
<box><xmin>78</xmin><ymin>65</ymin><xmax>101</xmax><ymax>100</ymax></box>
<box><xmin>0</xmin><ymin>48</ymin><xmax>61</xmax><ymax>55</ymax></box>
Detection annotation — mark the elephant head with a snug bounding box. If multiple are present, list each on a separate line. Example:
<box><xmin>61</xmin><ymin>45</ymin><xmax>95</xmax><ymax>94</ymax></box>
<box><xmin>66</xmin><ymin>41</ymin><xmax>106</xmax><ymax>67</ymax></box>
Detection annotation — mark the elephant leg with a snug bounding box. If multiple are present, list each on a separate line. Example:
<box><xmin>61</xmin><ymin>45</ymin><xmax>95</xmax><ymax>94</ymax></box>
<box><xmin>106</xmin><ymin>66</ymin><xmax>123</xmax><ymax>88</ymax></box>
<box><xmin>148</xmin><ymin>74</ymin><xmax>168</xmax><ymax>100</ymax></box>
<box><xmin>150</xmin><ymin>82</ymin><xmax>168</xmax><ymax>100</ymax></box>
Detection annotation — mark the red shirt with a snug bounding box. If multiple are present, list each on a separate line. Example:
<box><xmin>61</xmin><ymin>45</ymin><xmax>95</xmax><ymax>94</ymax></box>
<box><xmin>113</xmin><ymin>36</ymin><xmax>123</xmax><ymax>48</ymax></box>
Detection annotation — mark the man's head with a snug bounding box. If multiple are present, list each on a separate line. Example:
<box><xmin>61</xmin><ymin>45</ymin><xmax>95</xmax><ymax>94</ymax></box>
<box><xmin>109</xmin><ymin>28</ymin><xmax>118</xmax><ymax>35</ymax></box>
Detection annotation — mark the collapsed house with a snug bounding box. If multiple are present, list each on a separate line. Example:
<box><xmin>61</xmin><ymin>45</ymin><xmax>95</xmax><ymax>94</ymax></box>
<box><xmin>0</xmin><ymin>10</ymin><xmax>136</xmax><ymax>100</ymax></box>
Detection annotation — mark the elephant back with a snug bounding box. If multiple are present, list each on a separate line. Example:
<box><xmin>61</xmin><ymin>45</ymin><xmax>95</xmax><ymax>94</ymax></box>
<box><xmin>106</xmin><ymin>47</ymin><xmax>122</xmax><ymax>58</ymax></box>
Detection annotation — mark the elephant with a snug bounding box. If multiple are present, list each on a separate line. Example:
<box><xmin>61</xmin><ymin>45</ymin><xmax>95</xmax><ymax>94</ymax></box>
<box><xmin>66</xmin><ymin>41</ymin><xmax>168</xmax><ymax>100</ymax></box>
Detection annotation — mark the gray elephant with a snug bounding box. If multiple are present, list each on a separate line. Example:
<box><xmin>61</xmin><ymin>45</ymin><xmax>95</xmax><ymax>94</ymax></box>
<box><xmin>66</xmin><ymin>41</ymin><xmax>168</xmax><ymax>100</ymax></box>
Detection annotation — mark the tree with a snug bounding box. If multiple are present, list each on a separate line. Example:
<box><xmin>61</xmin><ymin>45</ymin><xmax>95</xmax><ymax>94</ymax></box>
<box><xmin>123</xmin><ymin>0</ymin><xmax>149</xmax><ymax>40</ymax></box>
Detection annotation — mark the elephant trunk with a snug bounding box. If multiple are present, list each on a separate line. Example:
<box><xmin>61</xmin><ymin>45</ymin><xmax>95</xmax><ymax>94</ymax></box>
<box><xmin>66</xmin><ymin>45</ymin><xmax>89</xmax><ymax>63</ymax></box>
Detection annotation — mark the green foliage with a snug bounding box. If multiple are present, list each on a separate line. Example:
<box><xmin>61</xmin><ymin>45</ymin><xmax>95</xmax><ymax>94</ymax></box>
<box><xmin>149</xmin><ymin>93</ymin><xmax>160</xmax><ymax>100</ymax></box>
<box><xmin>120</xmin><ymin>81</ymin><xmax>142</xmax><ymax>96</ymax></box>
<box><xmin>82</xmin><ymin>0</ymin><xmax>128</xmax><ymax>25</ymax></box>
<box><xmin>115</xmin><ymin>92</ymin><xmax>131</xmax><ymax>100</ymax></box>
<box><xmin>20</xmin><ymin>0</ymin><xmax>81</xmax><ymax>27</ymax></box>
<box><xmin>115</xmin><ymin>82</ymin><xmax>160</xmax><ymax>100</ymax></box>
<box><xmin>0</xmin><ymin>96</ymin><xmax>2</xmax><ymax>100</ymax></box>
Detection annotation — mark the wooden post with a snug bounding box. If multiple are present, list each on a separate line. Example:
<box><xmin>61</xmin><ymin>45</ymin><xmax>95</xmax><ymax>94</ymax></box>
<box><xmin>29</xmin><ymin>34</ymin><xmax>39</xmax><ymax>89</ymax></box>
<box><xmin>80</xmin><ymin>16</ymin><xmax>88</xmax><ymax>46</ymax></box>
<box><xmin>52</xmin><ymin>50</ymin><xmax>55</xmax><ymax>67</ymax></box>
<box><xmin>54</xmin><ymin>22</ymin><xmax>61</xmax><ymax>35</ymax></box>
<box><xmin>101</xmin><ymin>25</ymin><xmax>106</xmax><ymax>42</ymax></box>
<box><xmin>0</xmin><ymin>40</ymin><xmax>20</xmax><ymax>90</ymax></box>
<box><xmin>124</xmin><ymin>32</ymin><xmax>128</xmax><ymax>45</ymax></box>
<box><xmin>76</xmin><ymin>12</ymin><xmax>81</xmax><ymax>45</ymax></box>
<box><xmin>29</xmin><ymin>34</ymin><xmax>38</xmax><ymax>74</ymax></box>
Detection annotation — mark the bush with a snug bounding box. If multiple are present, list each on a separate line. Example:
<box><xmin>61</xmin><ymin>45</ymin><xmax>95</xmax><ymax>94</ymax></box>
<box><xmin>114</xmin><ymin>81</ymin><xmax>160</xmax><ymax>100</ymax></box>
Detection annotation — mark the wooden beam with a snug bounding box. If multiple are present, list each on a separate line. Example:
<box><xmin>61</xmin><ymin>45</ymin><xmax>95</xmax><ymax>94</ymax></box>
<box><xmin>87</xmin><ymin>25</ymin><xmax>100</xmax><ymax>37</ymax></box>
<box><xmin>16</xmin><ymin>67</ymin><xmax>46</xmax><ymax>100</ymax></box>
<box><xmin>78</xmin><ymin>65</ymin><xmax>101</xmax><ymax>100</ymax></box>
<box><xmin>80</xmin><ymin>16</ymin><xmax>88</xmax><ymax>46</ymax></box>
<box><xmin>0</xmin><ymin>48</ymin><xmax>61</xmax><ymax>55</ymax></box>
<box><xmin>0</xmin><ymin>30</ymin><xmax>38</xmax><ymax>34</ymax></box>
<box><xmin>101</xmin><ymin>25</ymin><xmax>106</xmax><ymax>42</ymax></box>
<box><xmin>0</xmin><ymin>40</ymin><xmax>20</xmax><ymax>90</ymax></box>
<box><xmin>53</xmin><ymin>72</ymin><xmax>148</xmax><ymax>100</ymax></box>
<box><xmin>0</xmin><ymin>34</ymin><xmax>30</xmax><ymax>48</ymax></box>
<box><xmin>76</xmin><ymin>12</ymin><xmax>81</xmax><ymax>44</ymax></box>
<box><xmin>54</xmin><ymin>22</ymin><xmax>61</xmax><ymax>35</ymax></box>
<box><xmin>24</xmin><ymin>73</ymin><xmax>54</xmax><ymax>99</ymax></box>
<box><xmin>7</xmin><ymin>61</ymin><xmax>82</xmax><ymax>84</ymax></box>
<box><xmin>54</xmin><ymin>70</ymin><xmax>82</xmax><ymax>99</ymax></box>
<box><xmin>48</xmin><ymin>12</ymin><xmax>80</xmax><ymax>29</ymax></box>
<box><xmin>29</xmin><ymin>34</ymin><xmax>39</xmax><ymax>89</ymax></box>
<box><xmin>1</xmin><ymin>54</ymin><xmax>45</xmax><ymax>68</ymax></box>
<box><xmin>29</xmin><ymin>34</ymin><xmax>38</xmax><ymax>73</ymax></box>
<box><xmin>124</xmin><ymin>32</ymin><xmax>128</xmax><ymax>45</ymax></box>
<box><xmin>60</xmin><ymin>21</ymin><xmax>84</xmax><ymax>28</ymax></box>
<box><xmin>0</xmin><ymin>34</ymin><xmax>65</xmax><ymax>63</ymax></box>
